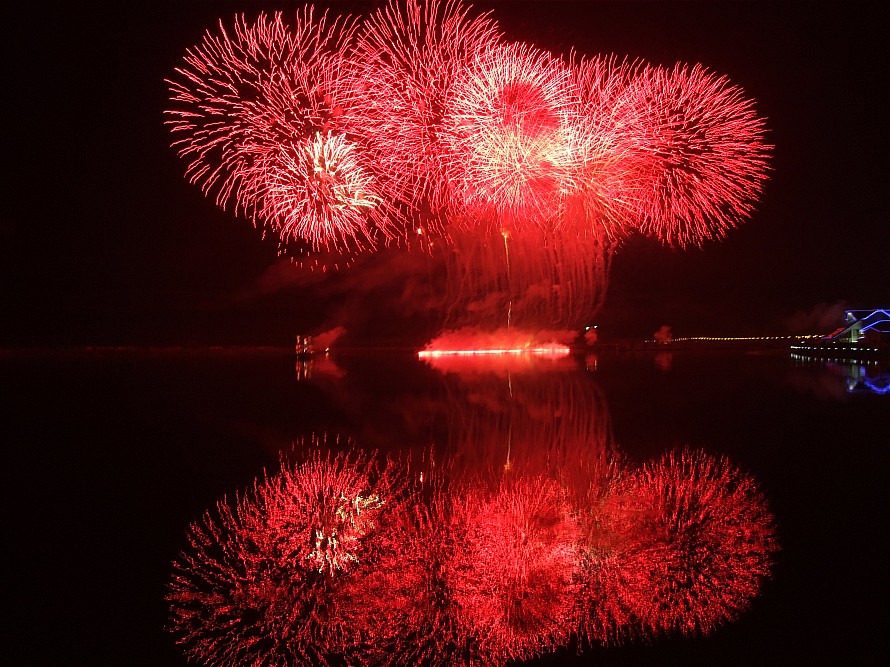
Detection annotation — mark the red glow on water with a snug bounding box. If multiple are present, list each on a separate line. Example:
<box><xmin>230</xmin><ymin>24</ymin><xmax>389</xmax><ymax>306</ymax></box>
<box><xmin>446</xmin><ymin>476</ymin><xmax>581</xmax><ymax>663</ymax></box>
<box><xmin>578</xmin><ymin>448</ymin><xmax>778</xmax><ymax>644</ymax></box>
<box><xmin>418</xmin><ymin>345</ymin><xmax>570</xmax><ymax>358</ymax></box>
<box><xmin>169</xmin><ymin>439</ymin><xmax>776</xmax><ymax>665</ymax></box>
<box><xmin>421</xmin><ymin>326</ymin><xmax>573</xmax><ymax>353</ymax></box>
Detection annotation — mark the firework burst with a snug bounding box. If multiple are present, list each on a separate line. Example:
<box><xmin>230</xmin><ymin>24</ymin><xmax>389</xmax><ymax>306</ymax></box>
<box><xmin>442</xmin><ymin>41</ymin><xmax>579</xmax><ymax>229</ymax></box>
<box><xmin>620</xmin><ymin>63</ymin><xmax>772</xmax><ymax>247</ymax></box>
<box><xmin>165</xmin><ymin>9</ymin><xmax>396</xmax><ymax>255</ymax></box>
<box><xmin>254</xmin><ymin>132</ymin><xmax>383</xmax><ymax>252</ymax></box>
<box><xmin>166</xmin><ymin>2</ymin><xmax>773</xmax><ymax>324</ymax></box>
<box><xmin>345</xmin><ymin>0</ymin><xmax>502</xmax><ymax>242</ymax></box>
<box><xmin>561</xmin><ymin>54</ymin><xmax>642</xmax><ymax>240</ymax></box>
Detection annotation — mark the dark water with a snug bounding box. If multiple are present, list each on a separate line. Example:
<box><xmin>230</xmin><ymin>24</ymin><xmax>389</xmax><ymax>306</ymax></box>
<box><xmin>3</xmin><ymin>347</ymin><xmax>886</xmax><ymax>665</ymax></box>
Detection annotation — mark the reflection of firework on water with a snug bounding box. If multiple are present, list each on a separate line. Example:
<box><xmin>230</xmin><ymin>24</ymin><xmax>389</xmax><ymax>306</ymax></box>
<box><xmin>579</xmin><ymin>448</ymin><xmax>778</xmax><ymax>643</ymax></box>
<box><xmin>434</xmin><ymin>356</ymin><xmax>615</xmax><ymax>497</ymax></box>
<box><xmin>442</xmin><ymin>42</ymin><xmax>578</xmax><ymax>227</ymax></box>
<box><xmin>621</xmin><ymin>64</ymin><xmax>772</xmax><ymax>247</ymax></box>
<box><xmin>347</xmin><ymin>0</ymin><xmax>502</xmax><ymax>236</ymax></box>
<box><xmin>266</xmin><ymin>447</ymin><xmax>405</xmax><ymax>576</ymax></box>
<box><xmin>329</xmin><ymin>499</ymin><xmax>452</xmax><ymax>666</ymax></box>
<box><xmin>446</xmin><ymin>476</ymin><xmax>581</xmax><ymax>664</ymax></box>
<box><xmin>167</xmin><ymin>443</ymin><xmax>409</xmax><ymax>667</ymax></box>
<box><xmin>169</xmin><ymin>436</ymin><xmax>778</xmax><ymax>663</ymax></box>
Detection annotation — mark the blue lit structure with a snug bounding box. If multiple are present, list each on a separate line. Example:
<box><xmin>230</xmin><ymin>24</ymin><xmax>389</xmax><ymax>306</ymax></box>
<box><xmin>791</xmin><ymin>308</ymin><xmax>889</xmax><ymax>361</ymax></box>
<box><xmin>826</xmin><ymin>309</ymin><xmax>890</xmax><ymax>345</ymax></box>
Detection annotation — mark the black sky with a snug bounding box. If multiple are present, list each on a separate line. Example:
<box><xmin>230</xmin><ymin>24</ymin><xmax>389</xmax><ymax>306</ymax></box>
<box><xmin>3</xmin><ymin>1</ymin><xmax>887</xmax><ymax>347</ymax></box>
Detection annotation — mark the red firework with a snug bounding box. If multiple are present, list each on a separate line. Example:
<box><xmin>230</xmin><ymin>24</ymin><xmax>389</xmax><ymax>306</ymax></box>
<box><xmin>346</xmin><ymin>0</ymin><xmax>502</xmax><ymax>239</ymax></box>
<box><xmin>167</xmin><ymin>445</ymin><xmax>410</xmax><ymax>667</ymax></box>
<box><xmin>254</xmin><ymin>132</ymin><xmax>383</xmax><ymax>252</ymax></box>
<box><xmin>562</xmin><ymin>54</ymin><xmax>642</xmax><ymax>240</ymax></box>
<box><xmin>445</xmin><ymin>475</ymin><xmax>581</xmax><ymax>664</ymax></box>
<box><xmin>165</xmin><ymin>9</ymin><xmax>393</xmax><ymax>255</ymax></box>
<box><xmin>442</xmin><ymin>41</ymin><xmax>579</xmax><ymax>229</ymax></box>
<box><xmin>579</xmin><ymin>448</ymin><xmax>778</xmax><ymax>643</ymax></box>
<box><xmin>620</xmin><ymin>63</ymin><xmax>772</xmax><ymax>247</ymax></box>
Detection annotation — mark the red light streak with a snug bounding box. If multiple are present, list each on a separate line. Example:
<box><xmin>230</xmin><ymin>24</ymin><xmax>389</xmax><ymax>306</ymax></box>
<box><xmin>418</xmin><ymin>345</ymin><xmax>570</xmax><ymax>358</ymax></box>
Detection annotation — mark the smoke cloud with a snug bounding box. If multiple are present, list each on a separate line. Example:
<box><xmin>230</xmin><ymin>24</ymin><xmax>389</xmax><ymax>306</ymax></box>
<box><xmin>782</xmin><ymin>302</ymin><xmax>847</xmax><ymax>334</ymax></box>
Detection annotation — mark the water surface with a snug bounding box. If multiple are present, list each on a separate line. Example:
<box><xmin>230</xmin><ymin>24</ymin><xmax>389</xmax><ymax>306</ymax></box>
<box><xmin>3</xmin><ymin>347</ymin><xmax>885</xmax><ymax>665</ymax></box>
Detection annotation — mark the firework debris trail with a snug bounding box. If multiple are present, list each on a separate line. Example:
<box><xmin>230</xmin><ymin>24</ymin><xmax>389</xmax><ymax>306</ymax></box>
<box><xmin>166</xmin><ymin>0</ymin><xmax>771</xmax><ymax>334</ymax></box>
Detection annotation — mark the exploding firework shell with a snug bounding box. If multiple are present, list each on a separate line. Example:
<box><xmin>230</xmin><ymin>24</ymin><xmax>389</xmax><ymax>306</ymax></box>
<box><xmin>442</xmin><ymin>41</ymin><xmax>581</xmax><ymax>229</ymax></box>
<box><xmin>562</xmin><ymin>53</ymin><xmax>644</xmax><ymax>240</ymax></box>
<box><xmin>620</xmin><ymin>63</ymin><xmax>772</xmax><ymax>247</ymax></box>
<box><xmin>166</xmin><ymin>9</ymin><xmax>397</xmax><ymax>257</ymax></box>
<box><xmin>344</xmin><ymin>0</ymin><xmax>503</xmax><ymax>244</ymax></box>
<box><xmin>253</xmin><ymin>131</ymin><xmax>384</xmax><ymax>252</ymax></box>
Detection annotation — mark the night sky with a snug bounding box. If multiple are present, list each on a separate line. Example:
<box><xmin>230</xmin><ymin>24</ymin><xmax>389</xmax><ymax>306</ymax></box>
<box><xmin>3</xmin><ymin>1</ymin><xmax>887</xmax><ymax>348</ymax></box>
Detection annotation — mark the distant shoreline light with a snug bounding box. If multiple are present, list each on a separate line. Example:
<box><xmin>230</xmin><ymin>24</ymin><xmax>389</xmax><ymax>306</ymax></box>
<box><xmin>657</xmin><ymin>335</ymin><xmax>822</xmax><ymax>343</ymax></box>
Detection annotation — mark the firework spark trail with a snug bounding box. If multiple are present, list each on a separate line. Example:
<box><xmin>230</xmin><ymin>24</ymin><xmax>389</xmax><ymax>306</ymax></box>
<box><xmin>442</xmin><ymin>41</ymin><xmax>580</xmax><ymax>229</ymax></box>
<box><xmin>579</xmin><ymin>448</ymin><xmax>778</xmax><ymax>643</ymax></box>
<box><xmin>345</xmin><ymin>0</ymin><xmax>503</xmax><ymax>242</ymax></box>
<box><xmin>442</xmin><ymin>223</ymin><xmax>616</xmax><ymax>333</ymax></box>
<box><xmin>620</xmin><ymin>63</ymin><xmax>772</xmax><ymax>247</ymax></box>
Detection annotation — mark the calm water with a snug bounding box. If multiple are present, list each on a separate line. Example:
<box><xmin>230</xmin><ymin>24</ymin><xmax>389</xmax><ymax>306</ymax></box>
<box><xmin>3</xmin><ymin>347</ymin><xmax>886</xmax><ymax>665</ymax></box>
